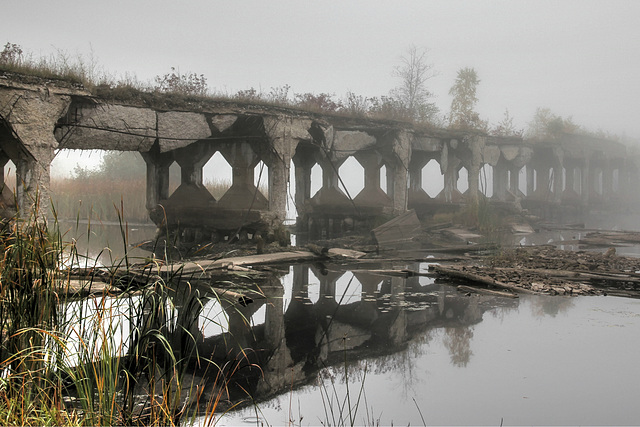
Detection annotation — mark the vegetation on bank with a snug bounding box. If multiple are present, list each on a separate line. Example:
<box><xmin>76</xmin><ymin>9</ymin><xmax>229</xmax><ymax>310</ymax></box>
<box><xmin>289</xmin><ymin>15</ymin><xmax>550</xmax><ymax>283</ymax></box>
<box><xmin>0</xmin><ymin>202</ymin><xmax>264</xmax><ymax>425</ymax></box>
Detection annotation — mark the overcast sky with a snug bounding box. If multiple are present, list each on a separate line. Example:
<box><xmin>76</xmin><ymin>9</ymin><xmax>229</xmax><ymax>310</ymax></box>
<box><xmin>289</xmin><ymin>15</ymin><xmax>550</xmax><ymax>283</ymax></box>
<box><xmin>4</xmin><ymin>0</ymin><xmax>640</xmax><ymax>140</ymax></box>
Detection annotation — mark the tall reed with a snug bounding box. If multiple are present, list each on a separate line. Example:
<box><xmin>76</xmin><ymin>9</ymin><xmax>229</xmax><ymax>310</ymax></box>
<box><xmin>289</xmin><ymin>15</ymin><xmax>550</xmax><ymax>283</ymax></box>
<box><xmin>0</xmin><ymin>199</ymin><xmax>258</xmax><ymax>425</ymax></box>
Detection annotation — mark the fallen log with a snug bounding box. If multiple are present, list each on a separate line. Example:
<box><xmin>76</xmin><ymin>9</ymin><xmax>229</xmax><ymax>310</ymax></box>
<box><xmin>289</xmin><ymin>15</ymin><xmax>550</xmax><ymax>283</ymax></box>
<box><xmin>457</xmin><ymin>285</ymin><xmax>519</xmax><ymax>298</ymax></box>
<box><xmin>158</xmin><ymin>251</ymin><xmax>317</xmax><ymax>276</ymax></box>
<box><xmin>431</xmin><ymin>265</ymin><xmax>538</xmax><ymax>294</ymax></box>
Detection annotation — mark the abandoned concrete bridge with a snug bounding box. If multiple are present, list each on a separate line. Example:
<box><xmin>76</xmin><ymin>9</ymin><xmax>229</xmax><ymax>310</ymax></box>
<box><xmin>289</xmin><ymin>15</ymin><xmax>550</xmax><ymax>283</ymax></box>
<box><xmin>0</xmin><ymin>72</ymin><xmax>637</xmax><ymax>240</ymax></box>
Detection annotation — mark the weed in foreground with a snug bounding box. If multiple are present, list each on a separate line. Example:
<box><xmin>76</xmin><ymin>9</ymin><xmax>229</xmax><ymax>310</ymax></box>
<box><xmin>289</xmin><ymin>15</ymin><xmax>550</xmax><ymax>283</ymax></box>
<box><xmin>0</xmin><ymin>199</ymin><xmax>262</xmax><ymax>425</ymax></box>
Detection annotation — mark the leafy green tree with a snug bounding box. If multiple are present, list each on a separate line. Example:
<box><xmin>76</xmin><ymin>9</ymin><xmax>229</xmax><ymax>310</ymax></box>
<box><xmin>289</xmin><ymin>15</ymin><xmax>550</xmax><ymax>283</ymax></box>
<box><xmin>389</xmin><ymin>46</ymin><xmax>439</xmax><ymax>123</ymax></box>
<box><xmin>448</xmin><ymin>67</ymin><xmax>485</xmax><ymax>130</ymax></box>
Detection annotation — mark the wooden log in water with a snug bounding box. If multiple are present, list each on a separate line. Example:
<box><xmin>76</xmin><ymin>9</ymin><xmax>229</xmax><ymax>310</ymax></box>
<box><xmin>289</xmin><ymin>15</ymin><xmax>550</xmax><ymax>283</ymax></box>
<box><xmin>457</xmin><ymin>285</ymin><xmax>519</xmax><ymax>298</ymax></box>
<box><xmin>431</xmin><ymin>265</ymin><xmax>538</xmax><ymax>294</ymax></box>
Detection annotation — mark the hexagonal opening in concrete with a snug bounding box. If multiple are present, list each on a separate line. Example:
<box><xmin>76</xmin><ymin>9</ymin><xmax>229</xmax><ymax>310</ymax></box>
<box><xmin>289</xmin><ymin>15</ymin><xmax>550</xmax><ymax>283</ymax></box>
<box><xmin>3</xmin><ymin>159</ymin><xmax>16</xmax><ymax>193</ymax></box>
<box><xmin>380</xmin><ymin>164</ymin><xmax>388</xmax><ymax>194</ymax></box>
<box><xmin>338</xmin><ymin>156</ymin><xmax>364</xmax><ymax>199</ymax></box>
<box><xmin>518</xmin><ymin>167</ymin><xmax>527</xmax><ymax>195</ymax></box>
<box><xmin>310</xmin><ymin>163</ymin><xmax>322</xmax><ymax>198</ymax></box>
<box><xmin>203</xmin><ymin>151</ymin><xmax>232</xmax><ymax>199</ymax></box>
<box><xmin>421</xmin><ymin>159</ymin><xmax>444</xmax><ymax>197</ymax></box>
<box><xmin>457</xmin><ymin>166</ymin><xmax>469</xmax><ymax>193</ymax></box>
<box><xmin>254</xmin><ymin>160</ymin><xmax>269</xmax><ymax>199</ymax></box>
<box><xmin>335</xmin><ymin>272</ymin><xmax>362</xmax><ymax>305</ymax></box>
<box><xmin>200</xmin><ymin>299</ymin><xmax>229</xmax><ymax>338</ymax></box>
<box><xmin>479</xmin><ymin>164</ymin><xmax>493</xmax><ymax>197</ymax></box>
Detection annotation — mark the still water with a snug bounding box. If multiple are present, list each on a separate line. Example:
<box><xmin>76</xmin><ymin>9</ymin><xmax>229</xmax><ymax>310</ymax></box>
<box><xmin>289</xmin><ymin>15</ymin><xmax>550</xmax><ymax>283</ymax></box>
<box><xmin>58</xmin><ymin>221</ymin><xmax>640</xmax><ymax>425</ymax></box>
<box><xmin>217</xmin><ymin>268</ymin><xmax>640</xmax><ymax>426</ymax></box>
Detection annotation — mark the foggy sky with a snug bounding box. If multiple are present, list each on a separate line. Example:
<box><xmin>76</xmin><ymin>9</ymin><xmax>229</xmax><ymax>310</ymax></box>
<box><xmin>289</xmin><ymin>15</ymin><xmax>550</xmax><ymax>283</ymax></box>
<box><xmin>4</xmin><ymin>0</ymin><xmax>640</xmax><ymax>139</ymax></box>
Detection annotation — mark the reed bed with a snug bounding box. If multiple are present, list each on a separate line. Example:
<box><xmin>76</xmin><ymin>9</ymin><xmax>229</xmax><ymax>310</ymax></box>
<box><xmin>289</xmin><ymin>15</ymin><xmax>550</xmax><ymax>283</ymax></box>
<box><xmin>0</xmin><ymin>201</ymin><xmax>257</xmax><ymax>425</ymax></box>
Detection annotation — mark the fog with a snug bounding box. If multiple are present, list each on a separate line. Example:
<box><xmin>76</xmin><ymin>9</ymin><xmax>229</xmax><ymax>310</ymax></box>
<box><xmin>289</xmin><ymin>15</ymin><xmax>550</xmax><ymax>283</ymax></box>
<box><xmin>4</xmin><ymin>0</ymin><xmax>640</xmax><ymax>142</ymax></box>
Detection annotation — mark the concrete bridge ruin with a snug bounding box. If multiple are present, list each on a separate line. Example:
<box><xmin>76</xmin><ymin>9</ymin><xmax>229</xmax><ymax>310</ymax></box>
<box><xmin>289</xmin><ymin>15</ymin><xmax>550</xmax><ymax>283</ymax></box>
<box><xmin>0</xmin><ymin>72</ymin><xmax>637</xmax><ymax>242</ymax></box>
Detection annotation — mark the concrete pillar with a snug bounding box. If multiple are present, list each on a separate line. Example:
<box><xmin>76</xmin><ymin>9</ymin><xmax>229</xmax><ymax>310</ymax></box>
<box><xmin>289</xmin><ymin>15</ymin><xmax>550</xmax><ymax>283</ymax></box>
<box><xmin>390</xmin><ymin>131</ymin><xmax>411</xmax><ymax>215</ymax></box>
<box><xmin>602</xmin><ymin>161</ymin><xmax>613</xmax><ymax>201</ymax></box>
<box><xmin>553</xmin><ymin>163</ymin><xmax>563</xmax><ymax>203</ymax></box>
<box><xmin>442</xmin><ymin>159</ymin><xmax>460</xmax><ymax>202</ymax></box>
<box><xmin>218</xmin><ymin>142</ymin><xmax>267</xmax><ymax>209</ymax></box>
<box><xmin>408</xmin><ymin>157</ymin><xmax>425</xmax><ymax>193</ymax></box>
<box><xmin>15</xmin><ymin>146</ymin><xmax>55</xmax><ymax>217</ymax></box>
<box><xmin>565</xmin><ymin>165</ymin><xmax>575</xmax><ymax>194</ymax></box>
<box><xmin>264</xmin><ymin>284</ymin><xmax>285</xmax><ymax>347</ymax></box>
<box><xmin>526</xmin><ymin>164</ymin><xmax>535</xmax><ymax>196</ymax></box>
<box><xmin>509</xmin><ymin>167</ymin><xmax>519</xmax><ymax>195</ymax></box>
<box><xmin>354</xmin><ymin>151</ymin><xmax>392</xmax><ymax>207</ymax></box>
<box><xmin>292</xmin><ymin>146</ymin><xmax>316</xmax><ymax>217</ymax></box>
<box><xmin>262</xmin><ymin>117</ymin><xmax>307</xmax><ymax>222</ymax></box>
<box><xmin>467</xmin><ymin>162</ymin><xmax>480</xmax><ymax>202</ymax></box>
<box><xmin>581</xmin><ymin>159</ymin><xmax>590</xmax><ymax>205</ymax></box>
<box><xmin>141</xmin><ymin>147</ymin><xmax>174</xmax><ymax>210</ymax></box>
<box><xmin>493</xmin><ymin>162</ymin><xmax>508</xmax><ymax>201</ymax></box>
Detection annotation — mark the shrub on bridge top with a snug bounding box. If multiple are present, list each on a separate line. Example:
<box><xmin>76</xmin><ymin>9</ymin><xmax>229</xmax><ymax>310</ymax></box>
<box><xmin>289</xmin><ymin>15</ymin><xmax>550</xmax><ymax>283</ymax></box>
<box><xmin>154</xmin><ymin>67</ymin><xmax>208</xmax><ymax>96</ymax></box>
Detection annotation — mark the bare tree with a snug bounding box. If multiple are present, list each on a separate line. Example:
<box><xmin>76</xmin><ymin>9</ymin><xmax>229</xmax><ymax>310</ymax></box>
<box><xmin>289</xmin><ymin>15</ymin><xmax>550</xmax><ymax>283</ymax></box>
<box><xmin>390</xmin><ymin>46</ymin><xmax>438</xmax><ymax>122</ymax></box>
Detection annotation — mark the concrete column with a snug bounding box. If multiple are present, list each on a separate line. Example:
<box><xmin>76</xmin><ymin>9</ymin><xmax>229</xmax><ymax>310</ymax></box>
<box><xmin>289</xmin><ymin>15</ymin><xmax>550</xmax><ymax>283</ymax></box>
<box><xmin>526</xmin><ymin>165</ymin><xmax>535</xmax><ymax>196</ymax></box>
<box><xmin>581</xmin><ymin>159</ymin><xmax>590</xmax><ymax>205</ymax></box>
<box><xmin>268</xmin><ymin>157</ymin><xmax>289</xmax><ymax>218</ymax></box>
<box><xmin>264</xmin><ymin>284</ymin><xmax>285</xmax><ymax>347</ymax></box>
<box><xmin>565</xmin><ymin>166</ymin><xmax>575</xmax><ymax>194</ymax></box>
<box><xmin>493</xmin><ymin>162</ymin><xmax>508</xmax><ymax>201</ymax></box>
<box><xmin>408</xmin><ymin>157</ymin><xmax>425</xmax><ymax>192</ymax></box>
<box><xmin>509</xmin><ymin>167</ymin><xmax>519</xmax><ymax>195</ymax></box>
<box><xmin>467</xmin><ymin>162</ymin><xmax>480</xmax><ymax>202</ymax></box>
<box><xmin>15</xmin><ymin>146</ymin><xmax>55</xmax><ymax>218</ymax></box>
<box><xmin>390</xmin><ymin>131</ymin><xmax>411</xmax><ymax>215</ymax></box>
<box><xmin>292</xmin><ymin>146</ymin><xmax>316</xmax><ymax>217</ymax></box>
<box><xmin>174</xmin><ymin>142</ymin><xmax>216</xmax><ymax>187</ymax></box>
<box><xmin>536</xmin><ymin>166</ymin><xmax>550</xmax><ymax>197</ymax></box>
<box><xmin>141</xmin><ymin>148</ymin><xmax>174</xmax><ymax>210</ymax></box>
<box><xmin>263</xmin><ymin>117</ymin><xmax>307</xmax><ymax>222</ymax></box>
<box><xmin>354</xmin><ymin>151</ymin><xmax>392</xmax><ymax>207</ymax></box>
<box><xmin>553</xmin><ymin>164</ymin><xmax>563</xmax><ymax>203</ymax></box>
<box><xmin>602</xmin><ymin>161</ymin><xmax>613</xmax><ymax>201</ymax></box>
<box><xmin>443</xmin><ymin>160</ymin><xmax>460</xmax><ymax>202</ymax></box>
<box><xmin>218</xmin><ymin>142</ymin><xmax>267</xmax><ymax>209</ymax></box>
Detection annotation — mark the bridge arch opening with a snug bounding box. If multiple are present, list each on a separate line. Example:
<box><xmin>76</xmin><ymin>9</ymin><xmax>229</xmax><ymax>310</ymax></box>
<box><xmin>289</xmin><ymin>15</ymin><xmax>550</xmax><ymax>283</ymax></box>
<box><xmin>518</xmin><ymin>167</ymin><xmax>527</xmax><ymax>195</ymax></box>
<box><xmin>335</xmin><ymin>272</ymin><xmax>362</xmax><ymax>305</ymax></box>
<box><xmin>479</xmin><ymin>164</ymin><xmax>493</xmax><ymax>197</ymax></box>
<box><xmin>457</xmin><ymin>166</ymin><xmax>469</xmax><ymax>194</ymax></box>
<box><xmin>310</xmin><ymin>163</ymin><xmax>322</xmax><ymax>198</ymax></box>
<box><xmin>380</xmin><ymin>164</ymin><xmax>388</xmax><ymax>194</ymax></box>
<box><xmin>421</xmin><ymin>159</ymin><xmax>444</xmax><ymax>198</ymax></box>
<box><xmin>203</xmin><ymin>151</ymin><xmax>232</xmax><ymax>199</ymax></box>
<box><xmin>254</xmin><ymin>160</ymin><xmax>269</xmax><ymax>199</ymax></box>
<box><xmin>338</xmin><ymin>156</ymin><xmax>364</xmax><ymax>199</ymax></box>
<box><xmin>2</xmin><ymin>158</ymin><xmax>16</xmax><ymax>198</ymax></box>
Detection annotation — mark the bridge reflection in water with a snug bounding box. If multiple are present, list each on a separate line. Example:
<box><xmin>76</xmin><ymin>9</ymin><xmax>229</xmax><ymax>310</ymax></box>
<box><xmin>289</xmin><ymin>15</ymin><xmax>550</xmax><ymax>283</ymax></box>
<box><xmin>151</xmin><ymin>262</ymin><xmax>518</xmax><ymax>416</ymax></box>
